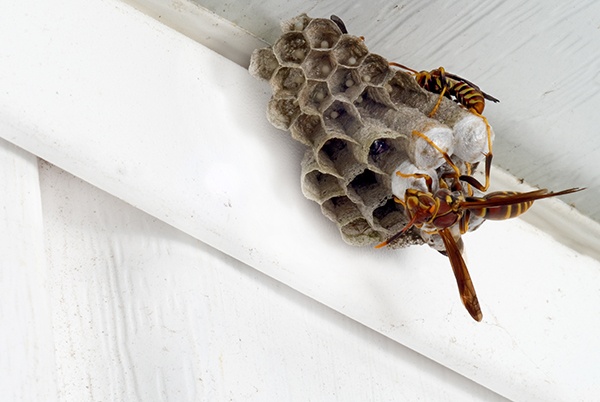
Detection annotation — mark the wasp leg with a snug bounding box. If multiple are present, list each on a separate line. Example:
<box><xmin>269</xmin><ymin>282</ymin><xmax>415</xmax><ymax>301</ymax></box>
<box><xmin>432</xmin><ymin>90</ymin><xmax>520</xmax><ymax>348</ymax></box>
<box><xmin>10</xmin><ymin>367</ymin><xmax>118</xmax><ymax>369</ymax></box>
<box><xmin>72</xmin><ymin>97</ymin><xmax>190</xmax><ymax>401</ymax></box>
<box><xmin>396</xmin><ymin>171</ymin><xmax>435</xmax><ymax>192</ymax></box>
<box><xmin>411</xmin><ymin>130</ymin><xmax>461</xmax><ymax>178</ymax></box>
<box><xmin>458</xmin><ymin>110</ymin><xmax>493</xmax><ymax>192</ymax></box>
<box><xmin>393</xmin><ymin>195</ymin><xmax>405</xmax><ymax>207</ymax></box>
<box><xmin>428</xmin><ymin>84</ymin><xmax>447</xmax><ymax>118</ymax></box>
<box><xmin>389</xmin><ymin>62</ymin><xmax>419</xmax><ymax>75</ymax></box>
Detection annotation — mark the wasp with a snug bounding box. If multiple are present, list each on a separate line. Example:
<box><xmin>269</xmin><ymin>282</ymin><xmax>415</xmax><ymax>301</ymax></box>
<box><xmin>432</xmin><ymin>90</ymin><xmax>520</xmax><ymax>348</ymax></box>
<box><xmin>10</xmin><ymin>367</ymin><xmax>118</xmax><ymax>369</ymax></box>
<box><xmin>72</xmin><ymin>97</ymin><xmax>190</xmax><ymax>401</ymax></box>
<box><xmin>376</xmin><ymin>130</ymin><xmax>583</xmax><ymax>322</ymax></box>
<box><xmin>389</xmin><ymin>63</ymin><xmax>500</xmax><ymax>116</ymax></box>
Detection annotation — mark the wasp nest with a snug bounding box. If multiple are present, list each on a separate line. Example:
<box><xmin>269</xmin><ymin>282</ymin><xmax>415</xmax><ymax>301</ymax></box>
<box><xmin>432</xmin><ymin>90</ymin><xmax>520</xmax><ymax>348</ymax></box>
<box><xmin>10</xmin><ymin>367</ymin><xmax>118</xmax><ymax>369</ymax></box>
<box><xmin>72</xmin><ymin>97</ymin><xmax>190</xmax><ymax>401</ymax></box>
<box><xmin>249</xmin><ymin>14</ymin><xmax>493</xmax><ymax>248</ymax></box>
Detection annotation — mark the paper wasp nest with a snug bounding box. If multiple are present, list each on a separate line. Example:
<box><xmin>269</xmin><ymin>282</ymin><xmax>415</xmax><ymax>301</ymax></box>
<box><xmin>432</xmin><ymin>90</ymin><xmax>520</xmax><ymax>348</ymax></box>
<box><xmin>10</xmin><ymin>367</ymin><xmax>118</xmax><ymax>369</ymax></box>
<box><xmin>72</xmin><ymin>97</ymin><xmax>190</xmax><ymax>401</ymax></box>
<box><xmin>249</xmin><ymin>14</ymin><xmax>492</xmax><ymax>248</ymax></box>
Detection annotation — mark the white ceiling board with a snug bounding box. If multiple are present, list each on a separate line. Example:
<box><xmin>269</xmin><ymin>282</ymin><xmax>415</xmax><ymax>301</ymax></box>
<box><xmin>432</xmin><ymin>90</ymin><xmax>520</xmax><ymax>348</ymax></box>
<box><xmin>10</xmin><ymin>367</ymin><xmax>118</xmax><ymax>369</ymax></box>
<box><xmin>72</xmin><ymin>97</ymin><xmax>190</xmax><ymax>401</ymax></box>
<box><xmin>122</xmin><ymin>0</ymin><xmax>268</xmax><ymax>67</ymax></box>
<box><xmin>1</xmin><ymin>1</ymin><xmax>600</xmax><ymax>400</ymax></box>
<box><xmin>190</xmin><ymin>0</ymin><xmax>600</xmax><ymax>223</ymax></box>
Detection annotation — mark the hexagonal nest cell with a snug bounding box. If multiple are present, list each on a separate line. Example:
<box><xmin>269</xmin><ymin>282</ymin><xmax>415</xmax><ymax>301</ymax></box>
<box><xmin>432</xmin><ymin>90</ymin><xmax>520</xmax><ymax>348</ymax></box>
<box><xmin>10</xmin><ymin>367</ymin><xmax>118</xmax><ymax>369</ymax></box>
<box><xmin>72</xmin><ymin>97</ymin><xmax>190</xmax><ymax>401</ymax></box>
<box><xmin>316</xmin><ymin>137</ymin><xmax>361</xmax><ymax>179</ymax></box>
<box><xmin>290</xmin><ymin>113</ymin><xmax>326</xmax><ymax>146</ymax></box>
<box><xmin>249</xmin><ymin>13</ymin><xmax>494</xmax><ymax>249</ymax></box>
<box><xmin>332</xmin><ymin>36</ymin><xmax>369</xmax><ymax>67</ymax></box>
<box><xmin>303</xmin><ymin>18</ymin><xmax>342</xmax><ymax>49</ymax></box>
<box><xmin>266</xmin><ymin>97</ymin><xmax>301</xmax><ymax>130</ymax></box>
<box><xmin>329</xmin><ymin>68</ymin><xmax>365</xmax><ymax>101</ymax></box>
<box><xmin>302</xmin><ymin>50</ymin><xmax>336</xmax><ymax>80</ymax></box>
<box><xmin>273</xmin><ymin>32</ymin><xmax>310</xmax><ymax>65</ymax></box>
<box><xmin>322</xmin><ymin>100</ymin><xmax>362</xmax><ymax>136</ymax></box>
<box><xmin>297</xmin><ymin>80</ymin><xmax>332</xmax><ymax>114</ymax></box>
<box><xmin>357</xmin><ymin>54</ymin><xmax>391</xmax><ymax>86</ymax></box>
<box><xmin>271</xmin><ymin>67</ymin><xmax>306</xmax><ymax>98</ymax></box>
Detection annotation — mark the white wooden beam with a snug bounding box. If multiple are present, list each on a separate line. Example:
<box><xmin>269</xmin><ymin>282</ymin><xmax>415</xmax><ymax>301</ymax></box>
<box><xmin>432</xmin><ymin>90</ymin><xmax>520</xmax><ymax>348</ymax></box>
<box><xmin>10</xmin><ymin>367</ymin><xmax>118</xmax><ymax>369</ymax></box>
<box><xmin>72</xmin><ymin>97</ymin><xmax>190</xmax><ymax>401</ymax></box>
<box><xmin>1</xmin><ymin>0</ymin><xmax>599</xmax><ymax>400</ymax></box>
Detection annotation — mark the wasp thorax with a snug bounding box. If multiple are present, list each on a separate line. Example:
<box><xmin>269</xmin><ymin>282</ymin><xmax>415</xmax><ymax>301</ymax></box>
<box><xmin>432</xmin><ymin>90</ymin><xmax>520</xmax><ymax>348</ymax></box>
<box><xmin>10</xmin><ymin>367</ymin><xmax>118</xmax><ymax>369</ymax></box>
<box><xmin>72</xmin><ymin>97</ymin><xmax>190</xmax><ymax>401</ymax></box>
<box><xmin>249</xmin><ymin>14</ymin><xmax>494</xmax><ymax>248</ymax></box>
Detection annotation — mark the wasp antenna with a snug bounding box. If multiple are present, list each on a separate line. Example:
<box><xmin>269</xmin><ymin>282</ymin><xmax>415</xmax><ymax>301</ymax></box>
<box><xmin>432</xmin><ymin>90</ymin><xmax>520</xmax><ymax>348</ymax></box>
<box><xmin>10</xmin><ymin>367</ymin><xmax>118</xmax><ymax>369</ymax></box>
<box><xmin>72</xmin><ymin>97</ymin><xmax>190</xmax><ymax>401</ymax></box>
<box><xmin>330</xmin><ymin>15</ymin><xmax>348</xmax><ymax>34</ymax></box>
<box><xmin>551</xmin><ymin>187</ymin><xmax>585</xmax><ymax>196</ymax></box>
<box><xmin>389</xmin><ymin>62</ymin><xmax>419</xmax><ymax>74</ymax></box>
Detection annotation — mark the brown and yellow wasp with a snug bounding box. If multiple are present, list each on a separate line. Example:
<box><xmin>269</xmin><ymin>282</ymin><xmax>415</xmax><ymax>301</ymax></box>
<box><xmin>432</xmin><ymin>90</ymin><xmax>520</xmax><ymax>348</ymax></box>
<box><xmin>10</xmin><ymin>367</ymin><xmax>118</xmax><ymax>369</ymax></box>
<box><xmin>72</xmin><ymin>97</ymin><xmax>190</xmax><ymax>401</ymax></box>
<box><xmin>389</xmin><ymin>63</ymin><xmax>500</xmax><ymax>116</ymax></box>
<box><xmin>376</xmin><ymin>130</ymin><xmax>583</xmax><ymax>321</ymax></box>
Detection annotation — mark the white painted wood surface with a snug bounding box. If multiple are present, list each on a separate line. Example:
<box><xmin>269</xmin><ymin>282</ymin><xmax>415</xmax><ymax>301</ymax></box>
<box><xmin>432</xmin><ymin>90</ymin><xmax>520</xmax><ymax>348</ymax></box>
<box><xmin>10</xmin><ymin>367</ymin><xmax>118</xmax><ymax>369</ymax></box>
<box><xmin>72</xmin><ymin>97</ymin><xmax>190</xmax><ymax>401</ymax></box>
<box><xmin>1</xmin><ymin>0</ymin><xmax>599</xmax><ymax>400</ymax></box>
<box><xmin>6</xmin><ymin>149</ymin><xmax>507</xmax><ymax>400</ymax></box>
<box><xmin>0</xmin><ymin>141</ymin><xmax>58</xmax><ymax>401</ymax></box>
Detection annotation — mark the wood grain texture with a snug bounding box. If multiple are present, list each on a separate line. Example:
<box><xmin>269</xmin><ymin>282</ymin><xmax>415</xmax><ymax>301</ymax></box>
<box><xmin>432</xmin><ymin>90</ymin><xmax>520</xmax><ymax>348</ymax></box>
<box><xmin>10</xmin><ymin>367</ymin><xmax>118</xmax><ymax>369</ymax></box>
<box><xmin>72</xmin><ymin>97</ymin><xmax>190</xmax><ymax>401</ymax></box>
<box><xmin>38</xmin><ymin>160</ymin><xmax>507</xmax><ymax>401</ymax></box>
<box><xmin>0</xmin><ymin>139</ymin><xmax>57</xmax><ymax>401</ymax></box>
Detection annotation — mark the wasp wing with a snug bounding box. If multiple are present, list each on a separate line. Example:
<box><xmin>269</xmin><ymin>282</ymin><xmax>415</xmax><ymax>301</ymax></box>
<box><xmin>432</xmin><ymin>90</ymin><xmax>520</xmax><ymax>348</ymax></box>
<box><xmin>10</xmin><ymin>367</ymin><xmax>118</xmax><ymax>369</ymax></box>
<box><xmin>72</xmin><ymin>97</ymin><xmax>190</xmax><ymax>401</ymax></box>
<box><xmin>462</xmin><ymin>188</ymin><xmax>583</xmax><ymax>210</ymax></box>
<box><xmin>439</xmin><ymin>228</ymin><xmax>483</xmax><ymax>322</ymax></box>
<box><xmin>443</xmin><ymin>71</ymin><xmax>500</xmax><ymax>103</ymax></box>
<box><xmin>480</xmin><ymin>91</ymin><xmax>500</xmax><ymax>103</ymax></box>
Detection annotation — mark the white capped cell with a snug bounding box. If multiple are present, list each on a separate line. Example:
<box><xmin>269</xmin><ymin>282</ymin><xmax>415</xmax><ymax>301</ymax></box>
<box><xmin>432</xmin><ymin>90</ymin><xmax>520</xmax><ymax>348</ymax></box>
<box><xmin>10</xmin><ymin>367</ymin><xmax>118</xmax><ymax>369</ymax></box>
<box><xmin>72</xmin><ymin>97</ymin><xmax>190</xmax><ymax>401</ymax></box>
<box><xmin>408</xmin><ymin>126</ymin><xmax>454</xmax><ymax>170</ymax></box>
<box><xmin>452</xmin><ymin>113</ymin><xmax>494</xmax><ymax>164</ymax></box>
